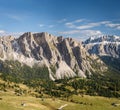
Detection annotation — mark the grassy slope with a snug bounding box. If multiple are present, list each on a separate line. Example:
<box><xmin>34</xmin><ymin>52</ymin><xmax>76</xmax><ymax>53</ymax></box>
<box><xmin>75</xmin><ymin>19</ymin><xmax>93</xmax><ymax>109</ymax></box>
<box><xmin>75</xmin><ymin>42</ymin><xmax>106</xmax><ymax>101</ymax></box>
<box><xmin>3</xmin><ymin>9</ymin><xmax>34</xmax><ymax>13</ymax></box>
<box><xmin>0</xmin><ymin>58</ymin><xmax>120</xmax><ymax>110</ymax></box>
<box><xmin>0</xmin><ymin>92</ymin><xmax>120</xmax><ymax>110</ymax></box>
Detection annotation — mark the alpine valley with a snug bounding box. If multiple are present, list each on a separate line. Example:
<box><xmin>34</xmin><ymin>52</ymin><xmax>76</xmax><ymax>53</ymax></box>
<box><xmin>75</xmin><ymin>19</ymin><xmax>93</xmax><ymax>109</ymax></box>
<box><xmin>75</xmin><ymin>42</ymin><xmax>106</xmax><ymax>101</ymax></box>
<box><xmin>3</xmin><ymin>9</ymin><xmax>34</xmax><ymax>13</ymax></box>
<box><xmin>0</xmin><ymin>32</ymin><xmax>120</xmax><ymax>110</ymax></box>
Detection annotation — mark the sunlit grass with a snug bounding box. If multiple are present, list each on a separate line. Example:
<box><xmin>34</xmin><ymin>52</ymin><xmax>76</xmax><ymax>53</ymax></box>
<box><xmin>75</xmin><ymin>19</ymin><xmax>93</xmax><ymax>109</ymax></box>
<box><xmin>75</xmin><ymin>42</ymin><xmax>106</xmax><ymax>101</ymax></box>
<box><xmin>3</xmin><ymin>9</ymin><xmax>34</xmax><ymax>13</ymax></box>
<box><xmin>0</xmin><ymin>92</ymin><xmax>120</xmax><ymax>110</ymax></box>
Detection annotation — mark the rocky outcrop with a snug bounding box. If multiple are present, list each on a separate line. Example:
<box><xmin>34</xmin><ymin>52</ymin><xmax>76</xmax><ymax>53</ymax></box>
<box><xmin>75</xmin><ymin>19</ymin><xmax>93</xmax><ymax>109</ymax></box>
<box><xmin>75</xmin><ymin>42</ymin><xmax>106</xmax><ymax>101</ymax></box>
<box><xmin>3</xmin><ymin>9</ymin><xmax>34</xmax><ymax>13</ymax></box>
<box><xmin>0</xmin><ymin>32</ymin><xmax>107</xmax><ymax>80</ymax></box>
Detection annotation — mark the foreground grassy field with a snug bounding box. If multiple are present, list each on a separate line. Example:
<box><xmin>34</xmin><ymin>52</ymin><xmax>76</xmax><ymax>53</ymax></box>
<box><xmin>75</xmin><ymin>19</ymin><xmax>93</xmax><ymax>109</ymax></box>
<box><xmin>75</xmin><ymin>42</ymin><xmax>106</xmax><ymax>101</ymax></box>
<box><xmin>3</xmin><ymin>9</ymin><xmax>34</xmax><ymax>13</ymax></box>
<box><xmin>0</xmin><ymin>91</ymin><xmax>120</xmax><ymax>110</ymax></box>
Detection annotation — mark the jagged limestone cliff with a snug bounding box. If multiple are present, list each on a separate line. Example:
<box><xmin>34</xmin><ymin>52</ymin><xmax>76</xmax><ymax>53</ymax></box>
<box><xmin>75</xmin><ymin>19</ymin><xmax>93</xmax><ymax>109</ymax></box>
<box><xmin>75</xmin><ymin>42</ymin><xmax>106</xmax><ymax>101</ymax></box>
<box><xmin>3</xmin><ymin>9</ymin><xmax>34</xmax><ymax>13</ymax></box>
<box><xmin>0</xmin><ymin>32</ymin><xmax>107</xmax><ymax>80</ymax></box>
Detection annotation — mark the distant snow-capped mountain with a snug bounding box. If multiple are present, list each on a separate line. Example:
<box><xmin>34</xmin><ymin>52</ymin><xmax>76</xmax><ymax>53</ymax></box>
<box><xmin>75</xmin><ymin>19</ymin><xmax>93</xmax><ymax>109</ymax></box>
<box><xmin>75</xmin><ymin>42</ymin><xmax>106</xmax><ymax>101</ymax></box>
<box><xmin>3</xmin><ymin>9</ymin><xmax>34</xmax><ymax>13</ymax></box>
<box><xmin>84</xmin><ymin>35</ymin><xmax>120</xmax><ymax>58</ymax></box>
<box><xmin>84</xmin><ymin>35</ymin><xmax>120</xmax><ymax>44</ymax></box>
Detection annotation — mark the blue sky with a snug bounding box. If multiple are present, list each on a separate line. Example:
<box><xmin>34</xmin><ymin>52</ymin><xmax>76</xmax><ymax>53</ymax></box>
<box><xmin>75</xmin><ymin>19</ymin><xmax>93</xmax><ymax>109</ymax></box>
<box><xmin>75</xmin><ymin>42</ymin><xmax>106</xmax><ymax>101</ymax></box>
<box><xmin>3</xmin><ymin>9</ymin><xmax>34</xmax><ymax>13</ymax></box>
<box><xmin>0</xmin><ymin>0</ymin><xmax>120</xmax><ymax>40</ymax></box>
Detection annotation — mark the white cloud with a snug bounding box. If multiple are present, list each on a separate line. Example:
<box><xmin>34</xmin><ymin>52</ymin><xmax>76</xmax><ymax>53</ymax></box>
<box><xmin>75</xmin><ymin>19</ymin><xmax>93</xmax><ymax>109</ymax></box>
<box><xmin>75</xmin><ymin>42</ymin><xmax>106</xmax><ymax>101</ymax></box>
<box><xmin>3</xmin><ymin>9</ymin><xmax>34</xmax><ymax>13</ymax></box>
<box><xmin>100</xmin><ymin>21</ymin><xmax>110</xmax><ymax>24</ymax></box>
<box><xmin>65</xmin><ymin>19</ymin><xmax>84</xmax><ymax>28</ymax></box>
<box><xmin>76</xmin><ymin>23</ymin><xmax>100</xmax><ymax>29</ymax></box>
<box><xmin>74</xmin><ymin>19</ymin><xmax>84</xmax><ymax>23</ymax></box>
<box><xmin>0</xmin><ymin>31</ymin><xmax>23</xmax><ymax>37</ymax></box>
<box><xmin>81</xmin><ymin>30</ymin><xmax>102</xmax><ymax>36</ymax></box>
<box><xmin>65</xmin><ymin>22</ymin><xmax>76</xmax><ymax>28</ymax></box>
<box><xmin>49</xmin><ymin>25</ymin><xmax>54</xmax><ymax>28</ymax></box>
<box><xmin>58</xmin><ymin>18</ymin><xmax>67</xmax><ymax>23</ymax></box>
<box><xmin>105</xmin><ymin>23</ymin><xmax>120</xmax><ymax>30</ymax></box>
<box><xmin>78</xmin><ymin>21</ymin><xmax>120</xmax><ymax>30</ymax></box>
<box><xmin>7</xmin><ymin>14</ymin><xmax>22</xmax><ymax>21</ymax></box>
<box><xmin>116</xmin><ymin>26</ymin><xmax>120</xmax><ymax>30</ymax></box>
<box><xmin>64</xmin><ymin>20</ymin><xmax>120</xmax><ymax>35</ymax></box>
<box><xmin>105</xmin><ymin>23</ymin><xmax>120</xmax><ymax>27</ymax></box>
<box><xmin>8</xmin><ymin>32</ymin><xmax>23</xmax><ymax>37</ymax></box>
<box><xmin>0</xmin><ymin>30</ymin><xmax>5</xmax><ymax>34</ymax></box>
<box><xmin>38</xmin><ymin>24</ymin><xmax>54</xmax><ymax>28</ymax></box>
<box><xmin>59</xmin><ymin>30</ymin><xmax>81</xmax><ymax>34</ymax></box>
<box><xmin>59</xmin><ymin>29</ymin><xmax>103</xmax><ymax>37</ymax></box>
<box><xmin>65</xmin><ymin>20</ymin><xmax>110</xmax><ymax>30</ymax></box>
<box><xmin>39</xmin><ymin>24</ymin><xmax>45</xmax><ymax>27</ymax></box>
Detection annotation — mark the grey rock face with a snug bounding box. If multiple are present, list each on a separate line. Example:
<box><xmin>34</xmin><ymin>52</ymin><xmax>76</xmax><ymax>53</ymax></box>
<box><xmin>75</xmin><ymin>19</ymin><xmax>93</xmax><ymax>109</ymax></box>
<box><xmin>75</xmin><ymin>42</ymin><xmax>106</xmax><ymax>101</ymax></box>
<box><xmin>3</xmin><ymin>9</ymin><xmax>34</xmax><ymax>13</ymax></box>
<box><xmin>0</xmin><ymin>32</ymin><xmax>107</xmax><ymax>80</ymax></box>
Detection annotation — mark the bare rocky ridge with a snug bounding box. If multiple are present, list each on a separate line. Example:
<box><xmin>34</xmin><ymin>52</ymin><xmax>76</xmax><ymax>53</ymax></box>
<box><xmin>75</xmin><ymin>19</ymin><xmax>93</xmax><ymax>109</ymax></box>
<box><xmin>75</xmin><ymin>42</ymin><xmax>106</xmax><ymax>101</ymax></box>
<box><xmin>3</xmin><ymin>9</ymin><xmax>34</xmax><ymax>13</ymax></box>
<box><xmin>0</xmin><ymin>32</ymin><xmax>107</xmax><ymax>80</ymax></box>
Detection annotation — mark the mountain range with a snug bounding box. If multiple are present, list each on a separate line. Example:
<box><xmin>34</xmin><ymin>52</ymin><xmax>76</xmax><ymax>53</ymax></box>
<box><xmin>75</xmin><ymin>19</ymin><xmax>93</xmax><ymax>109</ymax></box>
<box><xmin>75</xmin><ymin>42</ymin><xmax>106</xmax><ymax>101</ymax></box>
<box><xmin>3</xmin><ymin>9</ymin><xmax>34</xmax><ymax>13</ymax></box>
<box><xmin>84</xmin><ymin>35</ymin><xmax>120</xmax><ymax>58</ymax></box>
<box><xmin>0</xmin><ymin>32</ymin><xmax>120</xmax><ymax>80</ymax></box>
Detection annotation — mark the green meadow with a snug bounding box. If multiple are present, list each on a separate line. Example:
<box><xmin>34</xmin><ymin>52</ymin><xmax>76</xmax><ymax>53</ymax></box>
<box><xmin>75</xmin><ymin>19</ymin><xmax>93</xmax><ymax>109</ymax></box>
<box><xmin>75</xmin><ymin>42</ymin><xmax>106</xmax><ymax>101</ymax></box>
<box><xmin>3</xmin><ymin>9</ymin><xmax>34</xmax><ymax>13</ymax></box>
<box><xmin>0</xmin><ymin>91</ymin><xmax>120</xmax><ymax>110</ymax></box>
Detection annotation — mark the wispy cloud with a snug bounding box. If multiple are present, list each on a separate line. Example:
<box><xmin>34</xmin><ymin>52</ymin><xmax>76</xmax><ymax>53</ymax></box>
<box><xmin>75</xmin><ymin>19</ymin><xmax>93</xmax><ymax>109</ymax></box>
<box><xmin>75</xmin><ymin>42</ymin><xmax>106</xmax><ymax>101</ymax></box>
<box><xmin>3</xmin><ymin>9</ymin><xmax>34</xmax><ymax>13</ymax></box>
<box><xmin>76</xmin><ymin>23</ymin><xmax>100</xmax><ymax>29</ymax></box>
<box><xmin>82</xmin><ymin>30</ymin><xmax>102</xmax><ymax>36</ymax></box>
<box><xmin>8</xmin><ymin>32</ymin><xmax>23</xmax><ymax>37</ymax></box>
<box><xmin>3</xmin><ymin>13</ymin><xmax>29</xmax><ymax>21</ymax></box>
<box><xmin>65</xmin><ymin>22</ymin><xmax>76</xmax><ymax>28</ymax></box>
<box><xmin>58</xmin><ymin>18</ymin><xmax>67</xmax><ymax>23</ymax></box>
<box><xmin>59</xmin><ymin>30</ymin><xmax>81</xmax><ymax>34</ymax></box>
<box><xmin>105</xmin><ymin>23</ymin><xmax>120</xmax><ymax>30</ymax></box>
<box><xmin>0</xmin><ymin>30</ymin><xmax>23</xmax><ymax>37</ymax></box>
<box><xmin>61</xmin><ymin>19</ymin><xmax>107</xmax><ymax>39</ymax></box>
<box><xmin>6</xmin><ymin>14</ymin><xmax>23</xmax><ymax>21</ymax></box>
<box><xmin>65</xmin><ymin>19</ymin><xmax>84</xmax><ymax>28</ymax></box>
<box><xmin>48</xmin><ymin>25</ymin><xmax>54</xmax><ymax>28</ymax></box>
<box><xmin>65</xmin><ymin>20</ymin><xmax>110</xmax><ymax>29</ymax></box>
<box><xmin>39</xmin><ymin>24</ymin><xmax>45</xmax><ymax>27</ymax></box>
<box><xmin>59</xmin><ymin>29</ymin><xmax>103</xmax><ymax>37</ymax></box>
<box><xmin>38</xmin><ymin>24</ymin><xmax>54</xmax><ymax>28</ymax></box>
<box><xmin>74</xmin><ymin>19</ymin><xmax>85</xmax><ymax>23</ymax></box>
<box><xmin>0</xmin><ymin>30</ymin><xmax>5</xmax><ymax>34</ymax></box>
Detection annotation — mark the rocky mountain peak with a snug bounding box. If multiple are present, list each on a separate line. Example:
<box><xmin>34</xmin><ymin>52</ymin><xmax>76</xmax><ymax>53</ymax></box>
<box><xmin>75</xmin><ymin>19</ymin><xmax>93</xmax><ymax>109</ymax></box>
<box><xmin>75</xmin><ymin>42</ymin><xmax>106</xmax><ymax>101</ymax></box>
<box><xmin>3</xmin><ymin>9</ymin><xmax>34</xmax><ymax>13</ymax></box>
<box><xmin>0</xmin><ymin>32</ymin><xmax>108</xmax><ymax>80</ymax></box>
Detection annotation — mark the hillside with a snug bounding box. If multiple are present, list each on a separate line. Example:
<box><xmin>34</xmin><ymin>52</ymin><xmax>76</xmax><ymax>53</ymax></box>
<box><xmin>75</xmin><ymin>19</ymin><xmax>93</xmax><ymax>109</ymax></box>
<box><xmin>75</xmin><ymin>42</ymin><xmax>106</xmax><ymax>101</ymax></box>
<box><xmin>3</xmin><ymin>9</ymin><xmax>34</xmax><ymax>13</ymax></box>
<box><xmin>0</xmin><ymin>78</ymin><xmax>120</xmax><ymax>110</ymax></box>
